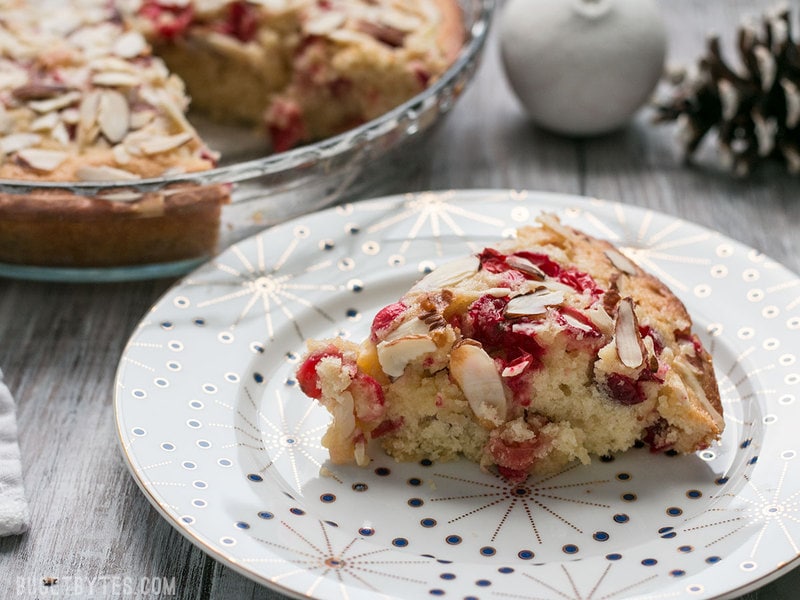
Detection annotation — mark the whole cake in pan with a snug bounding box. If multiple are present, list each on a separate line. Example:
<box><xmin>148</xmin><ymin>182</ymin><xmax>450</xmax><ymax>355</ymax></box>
<box><xmin>296</xmin><ymin>214</ymin><xmax>724</xmax><ymax>482</ymax></box>
<box><xmin>0</xmin><ymin>0</ymin><xmax>464</xmax><ymax>268</ymax></box>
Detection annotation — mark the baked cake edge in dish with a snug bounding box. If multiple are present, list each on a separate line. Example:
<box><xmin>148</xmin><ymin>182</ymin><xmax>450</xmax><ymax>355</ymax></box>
<box><xmin>0</xmin><ymin>0</ymin><xmax>465</xmax><ymax>268</ymax></box>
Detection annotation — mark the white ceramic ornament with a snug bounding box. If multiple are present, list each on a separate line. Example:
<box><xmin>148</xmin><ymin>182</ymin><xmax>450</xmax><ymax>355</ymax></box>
<box><xmin>499</xmin><ymin>0</ymin><xmax>668</xmax><ymax>136</ymax></box>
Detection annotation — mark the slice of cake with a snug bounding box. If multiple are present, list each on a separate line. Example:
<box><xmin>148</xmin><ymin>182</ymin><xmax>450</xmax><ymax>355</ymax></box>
<box><xmin>0</xmin><ymin>0</ymin><xmax>227</xmax><ymax>268</ymax></box>
<box><xmin>134</xmin><ymin>0</ymin><xmax>464</xmax><ymax>151</ymax></box>
<box><xmin>296</xmin><ymin>214</ymin><xmax>724</xmax><ymax>482</ymax></box>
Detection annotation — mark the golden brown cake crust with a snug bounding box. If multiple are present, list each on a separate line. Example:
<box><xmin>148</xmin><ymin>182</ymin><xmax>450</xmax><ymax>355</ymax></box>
<box><xmin>0</xmin><ymin>184</ymin><xmax>227</xmax><ymax>267</ymax></box>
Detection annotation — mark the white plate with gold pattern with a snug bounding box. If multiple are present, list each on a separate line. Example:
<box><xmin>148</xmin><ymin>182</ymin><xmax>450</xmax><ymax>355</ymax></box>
<box><xmin>115</xmin><ymin>190</ymin><xmax>800</xmax><ymax>599</ymax></box>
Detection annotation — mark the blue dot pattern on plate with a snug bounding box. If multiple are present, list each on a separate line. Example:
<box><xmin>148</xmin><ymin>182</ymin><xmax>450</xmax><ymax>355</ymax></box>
<box><xmin>114</xmin><ymin>190</ymin><xmax>800</xmax><ymax>600</ymax></box>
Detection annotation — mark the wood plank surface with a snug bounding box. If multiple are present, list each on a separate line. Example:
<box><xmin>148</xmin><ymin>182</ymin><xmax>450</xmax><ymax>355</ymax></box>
<box><xmin>1</xmin><ymin>0</ymin><xmax>798</xmax><ymax>598</ymax></box>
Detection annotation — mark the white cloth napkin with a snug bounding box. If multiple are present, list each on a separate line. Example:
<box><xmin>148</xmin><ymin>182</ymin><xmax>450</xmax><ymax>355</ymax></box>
<box><xmin>0</xmin><ymin>368</ymin><xmax>29</xmax><ymax>536</ymax></box>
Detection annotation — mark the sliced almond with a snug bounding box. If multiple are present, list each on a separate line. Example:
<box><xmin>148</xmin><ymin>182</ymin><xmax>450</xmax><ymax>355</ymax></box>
<box><xmin>505</xmin><ymin>255</ymin><xmax>546</xmax><ymax>279</ymax></box>
<box><xmin>98</xmin><ymin>90</ymin><xmax>130</xmax><ymax>143</ymax></box>
<box><xmin>129</xmin><ymin>109</ymin><xmax>155</xmax><ymax>130</ymax></box>
<box><xmin>615</xmin><ymin>298</ymin><xmax>644</xmax><ymax>369</ymax></box>
<box><xmin>449</xmin><ymin>341</ymin><xmax>507</xmax><ymax>428</ymax></box>
<box><xmin>384</xmin><ymin>314</ymin><xmax>431</xmax><ymax>342</ymax></box>
<box><xmin>28</xmin><ymin>91</ymin><xmax>81</xmax><ymax>113</ymax></box>
<box><xmin>78</xmin><ymin>90</ymin><xmax>101</xmax><ymax>144</ymax></box>
<box><xmin>410</xmin><ymin>255</ymin><xmax>479</xmax><ymax>292</ymax></box>
<box><xmin>585</xmin><ymin>304</ymin><xmax>615</xmax><ymax>333</ymax></box>
<box><xmin>0</xmin><ymin>108</ymin><xmax>13</xmax><ymax>135</ymax></box>
<box><xmin>536</xmin><ymin>212</ymin><xmax>574</xmax><ymax>239</ymax></box>
<box><xmin>305</xmin><ymin>12</ymin><xmax>347</xmax><ymax>35</ymax></box>
<box><xmin>92</xmin><ymin>71</ymin><xmax>141</xmax><ymax>87</ymax></box>
<box><xmin>642</xmin><ymin>335</ymin><xmax>660</xmax><ymax>372</ymax></box>
<box><xmin>138</xmin><ymin>132</ymin><xmax>193</xmax><ymax>155</ymax></box>
<box><xmin>155</xmin><ymin>90</ymin><xmax>193</xmax><ymax>133</ymax></box>
<box><xmin>0</xmin><ymin>133</ymin><xmax>42</xmax><ymax>154</ymax></box>
<box><xmin>562</xmin><ymin>311</ymin><xmax>596</xmax><ymax>333</ymax></box>
<box><xmin>353</xmin><ymin>438</ymin><xmax>368</xmax><ymax>467</ymax></box>
<box><xmin>672</xmin><ymin>357</ymin><xmax>724</xmax><ymax>431</ymax></box>
<box><xmin>30</xmin><ymin>112</ymin><xmax>60</xmax><ymax>132</ymax></box>
<box><xmin>501</xmin><ymin>359</ymin><xmax>531</xmax><ymax>378</ymax></box>
<box><xmin>605</xmin><ymin>249</ymin><xmax>638</xmax><ymax>275</ymax></box>
<box><xmin>356</xmin><ymin>20</ymin><xmax>405</xmax><ymax>47</ymax></box>
<box><xmin>113</xmin><ymin>31</ymin><xmax>148</xmax><ymax>59</ymax></box>
<box><xmin>12</xmin><ymin>83</ymin><xmax>72</xmax><ymax>101</ymax></box>
<box><xmin>16</xmin><ymin>148</ymin><xmax>68</xmax><ymax>172</ymax></box>
<box><xmin>51</xmin><ymin>122</ymin><xmax>70</xmax><ymax>147</ymax></box>
<box><xmin>487</xmin><ymin>288</ymin><xmax>512</xmax><ymax>297</ymax></box>
<box><xmin>376</xmin><ymin>335</ymin><xmax>437</xmax><ymax>378</ymax></box>
<box><xmin>111</xmin><ymin>143</ymin><xmax>131</xmax><ymax>165</ymax></box>
<box><xmin>504</xmin><ymin>289</ymin><xmax>564</xmax><ymax>317</ymax></box>
<box><xmin>76</xmin><ymin>164</ymin><xmax>140</xmax><ymax>181</ymax></box>
<box><xmin>380</xmin><ymin>9</ymin><xmax>423</xmax><ymax>32</ymax></box>
<box><xmin>60</xmin><ymin>108</ymin><xmax>80</xmax><ymax>125</ymax></box>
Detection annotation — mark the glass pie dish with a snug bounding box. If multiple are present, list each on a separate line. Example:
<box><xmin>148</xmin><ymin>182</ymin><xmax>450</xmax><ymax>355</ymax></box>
<box><xmin>0</xmin><ymin>0</ymin><xmax>494</xmax><ymax>282</ymax></box>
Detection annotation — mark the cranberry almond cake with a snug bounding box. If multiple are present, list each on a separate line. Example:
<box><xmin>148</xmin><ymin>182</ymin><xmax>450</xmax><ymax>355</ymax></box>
<box><xmin>134</xmin><ymin>0</ymin><xmax>464</xmax><ymax>152</ymax></box>
<box><xmin>0</xmin><ymin>0</ymin><xmax>463</xmax><ymax>267</ymax></box>
<box><xmin>296</xmin><ymin>214</ymin><xmax>724</xmax><ymax>482</ymax></box>
<box><xmin>0</xmin><ymin>0</ymin><xmax>226</xmax><ymax>267</ymax></box>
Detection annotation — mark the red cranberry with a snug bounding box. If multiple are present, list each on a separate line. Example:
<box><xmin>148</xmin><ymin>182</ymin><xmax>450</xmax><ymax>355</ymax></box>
<box><xmin>605</xmin><ymin>373</ymin><xmax>645</xmax><ymax>405</ymax></box>
<box><xmin>370</xmin><ymin>417</ymin><xmax>404</xmax><ymax>439</ymax></box>
<box><xmin>295</xmin><ymin>345</ymin><xmax>342</xmax><ymax>399</ymax></box>
<box><xmin>555</xmin><ymin>306</ymin><xmax>602</xmax><ymax>341</ymax></box>
<box><xmin>370</xmin><ymin>301</ymin><xmax>407</xmax><ymax>342</ymax></box>
<box><xmin>642</xmin><ymin>418</ymin><xmax>673</xmax><ymax>452</ymax></box>
<box><xmin>497</xmin><ymin>465</ymin><xmax>529</xmax><ymax>483</ymax></box>
<box><xmin>411</xmin><ymin>63</ymin><xmax>431</xmax><ymax>87</ymax></box>
<box><xmin>464</xmin><ymin>294</ymin><xmax>509</xmax><ymax>348</ymax></box>
<box><xmin>639</xmin><ymin>325</ymin><xmax>665</xmax><ymax>355</ymax></box>
<box><xmin>486</xmin><ymin>424</ymin><xmax>550</xmax><ymax>482</ymax></box>
<box><xmin>477</xmin><ymin>247</ymin><xmax>508</xmax><ymax>274</ymax></box>
<box><xmin>139</xmin><ymin>2</ymin><xmax>194</xmax><ymax>40</ymax></box>
<box><xmin>217</xmin><ymin>1</ymin><xmax>260</xmax><ymax>43</ymax></box>
<box><xmin>266</xmin><ymin>99</ymin><xmax>307</xmax><ymax>152</ymax></box>
<box><xmin>350</xmin><ymin>373</ymin><xmax>385</xmax><ymax>422</ymax></box>
<box><xmin>478</xmin><ymin>248</ymin><xmax>603</xmax><ymax>299</ymax></box>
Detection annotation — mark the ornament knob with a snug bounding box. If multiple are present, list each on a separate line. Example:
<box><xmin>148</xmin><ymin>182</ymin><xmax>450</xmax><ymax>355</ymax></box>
<box><xmin>571</xmin><ymin>0</ymin><xmax>612</xmax><ymax>20</ymax></box>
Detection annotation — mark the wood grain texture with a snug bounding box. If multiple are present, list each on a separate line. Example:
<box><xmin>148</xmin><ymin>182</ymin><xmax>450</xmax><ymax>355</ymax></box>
<box><xmin>1</xmin><ymin>0</ymin><xmax>798</xmax><ymax>598</ymax></box>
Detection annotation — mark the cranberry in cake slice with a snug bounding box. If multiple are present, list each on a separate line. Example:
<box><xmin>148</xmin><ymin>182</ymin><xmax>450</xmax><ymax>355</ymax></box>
<box><xmin>296</xmin><ymin>214</ymin><xmax>724</xmax><ymax>482</ymax></box>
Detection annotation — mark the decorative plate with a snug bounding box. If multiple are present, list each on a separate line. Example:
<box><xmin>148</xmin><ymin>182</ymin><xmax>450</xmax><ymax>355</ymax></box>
<box><xmin>114</xmin><ymin>189</ymin><xmax>800</xmax><ymax>600</ymax></box>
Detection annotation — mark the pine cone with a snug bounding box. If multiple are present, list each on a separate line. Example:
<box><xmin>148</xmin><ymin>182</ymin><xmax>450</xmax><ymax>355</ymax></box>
<box><xmin>654</xmin><ymin>5</ymin><xmax>800</xmax><ymax>176</ymax></box>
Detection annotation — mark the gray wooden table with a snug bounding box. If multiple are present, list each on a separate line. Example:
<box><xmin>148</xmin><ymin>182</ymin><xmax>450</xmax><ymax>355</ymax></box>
<box><xmin>1</xmin><ymin>1</ymin><xmax>798</xmax><ymax>598</ymax></box>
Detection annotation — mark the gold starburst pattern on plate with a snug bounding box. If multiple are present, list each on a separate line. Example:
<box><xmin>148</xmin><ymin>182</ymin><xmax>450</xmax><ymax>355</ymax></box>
<box><xmin>185</xmin><ymin>231</ymin><xmax>342</xmax><ymax>340</ymax></box>
<box><xmin>431</xmin><ymin>465</ymin><xmax>612</xmax><ymax>545</ymax></box>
